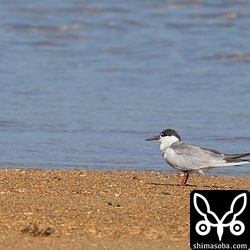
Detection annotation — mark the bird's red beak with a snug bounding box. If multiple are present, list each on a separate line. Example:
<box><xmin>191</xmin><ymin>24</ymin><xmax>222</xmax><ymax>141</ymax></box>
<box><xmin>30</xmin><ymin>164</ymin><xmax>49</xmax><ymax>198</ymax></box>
<box><xmin>145</xmin><ymin>135</ymin><xmax>160</xmax><ymax>141</ymax></box>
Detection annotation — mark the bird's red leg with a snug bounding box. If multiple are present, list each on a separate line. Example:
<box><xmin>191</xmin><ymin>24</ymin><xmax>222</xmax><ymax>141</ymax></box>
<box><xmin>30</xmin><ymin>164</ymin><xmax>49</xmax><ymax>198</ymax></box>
<box><xmin>180</xmin><ymin>173</ymin><xmax>189</xmax><ymax>186</ymax></box>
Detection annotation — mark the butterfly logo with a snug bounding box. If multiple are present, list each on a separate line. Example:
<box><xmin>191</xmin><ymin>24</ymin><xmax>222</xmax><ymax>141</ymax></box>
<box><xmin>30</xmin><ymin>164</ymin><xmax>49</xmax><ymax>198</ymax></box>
<box><xmin>193</xmin><ymin>193</ymin><xmax>247</xmax><ymax>241</ymax></box>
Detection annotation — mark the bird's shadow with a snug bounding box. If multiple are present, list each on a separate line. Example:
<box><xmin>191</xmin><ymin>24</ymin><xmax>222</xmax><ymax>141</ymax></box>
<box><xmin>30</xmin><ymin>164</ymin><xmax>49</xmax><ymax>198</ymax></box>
<box><xmin>148</xmin><ymin>182</ymin><xmax>197</xmax><ymax>187</ymax></box>
<box><xmin>148</xmin><ymin>182</ymin><xmax>223</xmax><ymax>189</ymax></box>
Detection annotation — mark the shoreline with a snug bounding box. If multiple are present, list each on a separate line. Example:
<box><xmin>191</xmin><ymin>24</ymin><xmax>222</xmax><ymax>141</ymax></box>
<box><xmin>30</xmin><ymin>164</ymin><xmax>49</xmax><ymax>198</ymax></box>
<box><xmin>0</xmin><ymin>169</ymin><xmax>249</xmax><ymax>250</ymax></box>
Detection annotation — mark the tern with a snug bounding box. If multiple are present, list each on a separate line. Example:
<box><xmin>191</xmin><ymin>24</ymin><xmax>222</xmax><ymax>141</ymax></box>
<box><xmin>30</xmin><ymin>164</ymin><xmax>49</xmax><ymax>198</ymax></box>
<box><xmin>146</xmin><ymin>129</ymin><xmax>250</xmax><ymax>186</ymax></box>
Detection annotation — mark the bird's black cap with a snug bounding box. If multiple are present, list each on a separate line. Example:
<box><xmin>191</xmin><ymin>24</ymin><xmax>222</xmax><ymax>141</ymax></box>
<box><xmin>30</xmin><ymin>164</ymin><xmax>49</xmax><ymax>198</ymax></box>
<box><xmin>160</xmin><ymin>129</ymin><xmax>181</xmax><ymax>140</ymax></box>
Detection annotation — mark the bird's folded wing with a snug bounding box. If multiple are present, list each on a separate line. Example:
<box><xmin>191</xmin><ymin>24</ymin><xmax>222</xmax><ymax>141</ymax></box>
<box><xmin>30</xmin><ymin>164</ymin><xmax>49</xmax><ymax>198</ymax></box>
<box><xmin>224</xmin><ymin>152</ymin><xmax>250</xmax><ymax>159</ymax></box>
<box><xmin>172</xmin><ymin>142</ymin><xmax>223</xmax><ymax>158</ymax></box>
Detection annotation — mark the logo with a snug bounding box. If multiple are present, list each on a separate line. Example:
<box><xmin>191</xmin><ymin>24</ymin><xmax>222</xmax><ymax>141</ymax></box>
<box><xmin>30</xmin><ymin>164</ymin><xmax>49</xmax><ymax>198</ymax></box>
<box><xmin>194</xmin><ymin>192</ymin><xmax>246</xmax><ymax>241</ymax></box>
<box><xmin>190</xmin><ymin>190</ymin><xmax>249</xmax><ymax>250</ymax></box>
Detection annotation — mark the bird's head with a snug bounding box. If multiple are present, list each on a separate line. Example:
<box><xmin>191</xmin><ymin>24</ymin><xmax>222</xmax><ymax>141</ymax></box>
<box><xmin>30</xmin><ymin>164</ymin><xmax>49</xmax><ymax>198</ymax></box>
<box><xmin>145</xmin><ymin>129</ymin><xmax>181</xmax><ymax>148</ymax></box>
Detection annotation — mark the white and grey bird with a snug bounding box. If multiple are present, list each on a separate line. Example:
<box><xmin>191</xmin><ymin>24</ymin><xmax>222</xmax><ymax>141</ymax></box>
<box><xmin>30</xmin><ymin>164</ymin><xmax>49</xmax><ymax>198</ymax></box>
<box><xmin>146</xmin><ymin>129</ymin><xmax>250</xmax><ymax>186</ymax></box>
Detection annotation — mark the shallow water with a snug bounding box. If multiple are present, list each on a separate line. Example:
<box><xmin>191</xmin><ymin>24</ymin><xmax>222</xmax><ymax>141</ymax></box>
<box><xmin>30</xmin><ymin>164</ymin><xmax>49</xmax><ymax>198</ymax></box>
<box><xmin>0</xmin><ymin>0</ymin><xmax>250</xmax><ymax>177</ymax></box>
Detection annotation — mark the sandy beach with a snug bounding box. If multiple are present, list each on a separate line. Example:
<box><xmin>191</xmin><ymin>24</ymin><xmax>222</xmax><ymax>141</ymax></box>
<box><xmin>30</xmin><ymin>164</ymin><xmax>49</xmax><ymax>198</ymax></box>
<box><xmin>0</xmin><ymin>169</ymin><xmax>249</xmax><ymax>250</ymax></box>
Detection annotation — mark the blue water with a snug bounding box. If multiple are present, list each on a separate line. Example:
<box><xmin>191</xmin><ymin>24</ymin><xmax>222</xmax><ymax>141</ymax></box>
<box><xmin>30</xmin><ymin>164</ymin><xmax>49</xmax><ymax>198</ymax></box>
<box><xmin>1</xmin><ymin>0</ymin><xmax>250</xmax><ymax>177</ymax></box>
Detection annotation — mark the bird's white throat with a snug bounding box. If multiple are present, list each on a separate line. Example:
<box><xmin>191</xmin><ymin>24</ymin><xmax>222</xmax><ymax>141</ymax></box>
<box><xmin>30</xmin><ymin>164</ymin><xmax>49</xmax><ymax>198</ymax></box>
<box><xmin>159</xmin><ymin>135</ymin><xmax>179</xmax><ymax>152</ymax></box>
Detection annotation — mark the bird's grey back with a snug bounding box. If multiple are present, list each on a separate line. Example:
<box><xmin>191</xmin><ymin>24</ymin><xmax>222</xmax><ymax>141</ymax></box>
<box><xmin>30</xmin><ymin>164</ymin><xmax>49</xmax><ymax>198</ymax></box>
<box><xmin>165</xmin><ymin>141</ymin><xmax>225</xmax><ymax>170</ymax></box>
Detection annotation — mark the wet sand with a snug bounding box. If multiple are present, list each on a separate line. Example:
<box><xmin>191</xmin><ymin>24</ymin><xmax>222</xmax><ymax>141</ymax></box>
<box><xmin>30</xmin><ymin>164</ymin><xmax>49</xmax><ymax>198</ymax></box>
<box><xmin>0</xmin><ymin>169</ymin><xmax>249</xmax><ymax>250</ymax></box>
